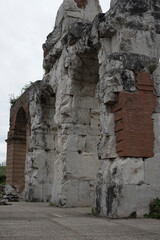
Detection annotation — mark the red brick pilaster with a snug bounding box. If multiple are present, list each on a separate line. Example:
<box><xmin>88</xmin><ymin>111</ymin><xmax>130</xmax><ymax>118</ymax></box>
<box><xmin>113</xmin><ymin>72</ymin><xmax>156</xmax><ymax>158</ymax></box>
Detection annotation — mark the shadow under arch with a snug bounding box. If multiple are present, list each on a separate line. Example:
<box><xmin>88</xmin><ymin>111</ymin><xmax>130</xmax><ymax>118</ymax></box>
<box><xmin>40</xmin><ymin>85</ymin><xmax>56</xmax><ymax>131</ymax></box>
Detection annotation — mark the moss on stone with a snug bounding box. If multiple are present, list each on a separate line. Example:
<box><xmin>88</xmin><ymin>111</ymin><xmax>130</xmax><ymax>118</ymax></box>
<box><xmin>144</xmin><ymin>198</ymin><xmax>160</xmax><ymax>219</ymax></box>
<box><xmin>149</xmin><ymin>64</ymin><xmax>157</xmax><ymax>74</ymax></box>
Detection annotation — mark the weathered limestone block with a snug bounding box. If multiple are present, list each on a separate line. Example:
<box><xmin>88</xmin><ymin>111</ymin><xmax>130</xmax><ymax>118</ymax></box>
<box><xmin>64</xmin><ymin>180</ymin><xmax>94</xmax><ymax>207</ymax></box>
<box><xmin>94</xmin><ymin>160</ymin><xmax>122</xmax><ymax>217</ymax></box>
<box><xmin>110</xmin><ymin>158</ymin><xmax>144</xmax><ymax>185</ymax></box>
<box><xmin>77</xmin><ymin>109</ymin><xmax>91</xmax><ymax>125</ymax></box>
<box><xmin>144</xmin><ymin>156</ymin><xmax>160</xmax><ymax>186</ymax></box>
<box><xmin>29</xmin><ymin>133</ymin><xmax>56</xmax><ymax>151</ymax></box>
<box><xmin>117</xmin><ymin>184</ymin><xmax>160</xmax><ymax>218</ymax></box>
<box><xmin>25</xmin><ymin>150</ymin><xmax>55</xmax><ymax>202</ymax></box>
<box><xmin>94</xmin><ymin>157</ymin><xmax>160</xmax><ymax>218</ymax></box>
<box><xmin>51</xmin><ymin>152</ymin><xmax>66</xmax><ymax>206</ymax></box>
<box><xmin>91</xmin><ymin>110</ymin><xmax>100</xmax><ymax>131</ymax></box>
<box><xmin>100</xmin><ymin>113</ymin><xmax>115</xmax><ymax>136</ymax></box>
<box><xmin>66</xmin><ymin>151</ymin><xmax>100</xmax><ymax>181</ymax></box>
<box><xmin>118</xmin><ymin>29</ymin><xmax>160</xmax><ymax>57</ymax></box>
<box><xmin>60</xmin><ymin>123</ymin><xmax>99</xmax><ymax>137</ymax></box>
<box><xmin>72</xmin><ymin>96</ymin><xmax>99</xmax><ymax>109</ymax></box>
<box><xmin>98</xmin><ymin>135</ymin><xmax>117</xmax><ymax>159</ymax></box>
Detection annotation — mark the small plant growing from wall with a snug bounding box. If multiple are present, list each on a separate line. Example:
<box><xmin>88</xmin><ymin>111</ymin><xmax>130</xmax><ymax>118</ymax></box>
<box><xmin>9</xmin><ymin>81</ymin><xmax>34</xmax><ymax>105</ymax></box>
<box><xmin>9</xmin><ymin>94</ymin><xmax>19</xmax><ymax>105</ymax></box>
<box><xmin>149</xmin><ymin>64</ymin><xmax>157</xmax><ymax>74</ymax></box>
<box><xmin>144</xmin><ymin>198</ymin><xmax>160</xmax><ymax>219</ymax></box>
<box><xmin>21</xmin><ymin>81</ymin><xmax>34</xmax><ymax>94</ymax></box>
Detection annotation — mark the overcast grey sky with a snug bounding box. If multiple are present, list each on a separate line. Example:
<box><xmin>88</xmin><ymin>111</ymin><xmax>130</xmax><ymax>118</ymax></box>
<box><xmin>0</xmin><ymin>0</ymin><xmax>110</xmax><ymax>164</ymax></box>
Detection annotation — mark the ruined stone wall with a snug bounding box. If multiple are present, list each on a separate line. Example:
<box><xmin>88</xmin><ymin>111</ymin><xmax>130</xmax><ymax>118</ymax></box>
<box><xmin>24</xmin><ymin>81</ymin><xmax>57</xmax><ymax>202</ymax></box>
<box><xmin>24</xmin><ymin>0</ymin><xmax>102</xmax><ymax>205</ymax></box>
<box><xmin>6</xmin><ymin>0</ymin><xmax>160</xmax><ymax>215</ymax></box>
<box><xmin>93</xmin><ymin>0</ymin><xmax>160</xmax><ymax>218</ymax></box>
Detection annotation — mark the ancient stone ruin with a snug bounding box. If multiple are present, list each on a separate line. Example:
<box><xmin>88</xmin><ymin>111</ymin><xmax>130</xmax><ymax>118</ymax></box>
<box><xmin>6</xmin><ymin>0</ymin><xmax>160</xmax><ymax>218</ymax></box>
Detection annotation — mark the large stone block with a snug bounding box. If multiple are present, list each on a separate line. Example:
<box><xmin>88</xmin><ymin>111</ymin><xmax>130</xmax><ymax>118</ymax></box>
<box><xmin>66</xmin><ymin>151</ymin><xmax>100</xmax><ymax>181</ymax></box>
<box><xmin>100</xmin><ymin>113</ymin><xmax>115</xmax><ymax>136</ymax></box>
<box><xmin>65</xmin><ymin>180</ymin><xmax>93</xmax><ymax>207</ymax></box>
<box><xmin>94</xmin><ymin>155</ymin><xmax>160</xmax><ymax>218</ymax></box>
<box><xmin>144</xmin><ymin>156</ymin><xmax>160</xmax><ymax>186</ymax></box>
<box><xmin>117</xmin><ymin>184</ymin><xmax>160</xmax><ymax>218</ymax></box>
<box><xmin>84</xmin><ymin>135</ymin><xmax>99</xmax><ymax>153</ymax></box>
<box><xmin>98</xmin><ymin>135</ymin><xmax>117</xmax><ymax>159</ymax></box>
<box><xmin>73</xmin><ymin>96</ymin><xmax>99</xmax><ymax>109</ymax></box>
<box><xmin>77</xmin><ymin>109</ymin><xmax>91</xmax><ymax>125</ymax></box>
<box><xmin>110</xmin><ymin>158</ymin><xmax>144</xmax><ymax>185</ymax></box>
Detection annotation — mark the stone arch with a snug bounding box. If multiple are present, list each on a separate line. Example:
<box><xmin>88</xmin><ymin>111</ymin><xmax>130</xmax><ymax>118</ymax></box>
<box><xmin>6</xmin><ymin>104</ymin><xmax>29</xmax><ymax>193</ymax></box>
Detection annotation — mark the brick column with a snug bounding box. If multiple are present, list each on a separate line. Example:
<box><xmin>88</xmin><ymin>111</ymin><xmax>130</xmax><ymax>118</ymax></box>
<box><xmin>6</xmin><ymin>136</ymin><xmax>26</xmax><ymax>192</ymax></box>
<box><xmin>6</xmin><ymin>107</ymin><xmax>28</xmax><ymax>193</ymax></box>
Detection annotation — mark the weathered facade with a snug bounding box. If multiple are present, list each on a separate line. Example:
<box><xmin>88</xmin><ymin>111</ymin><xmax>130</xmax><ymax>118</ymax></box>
<box><xmin>6</xmin><ymin>0</ymin><xmax>160</xmax><ymax>217</ymax></box>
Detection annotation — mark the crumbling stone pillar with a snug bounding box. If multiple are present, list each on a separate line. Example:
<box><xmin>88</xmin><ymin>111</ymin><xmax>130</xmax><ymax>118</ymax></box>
<box><xmin>93</xmin><ymin>0</ymin><xmax>160</xmax><ymax>218</ymax></box>
<box><xmin>42</xmin><ymin>0</ymin><xmax>102</xmax><ymax>206</ymax></box>
<box><xmin>24</xmin><ymin>82</ymin><xmax>57</xmax><ymax>202</ymax></box>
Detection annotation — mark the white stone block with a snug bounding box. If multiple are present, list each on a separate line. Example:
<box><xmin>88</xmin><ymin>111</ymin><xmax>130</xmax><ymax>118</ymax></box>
<box><xmin>110</xmin><ymin>158</ymin><xmax>144</xmax><ymax>185</ymax></box>
<box><xmin>66</xmin><ymin>152</ymin><xmax>100</xmax><ymax>181</ymax></box>
<box><xmin>98</xmin><ymin>135</ymin><xmax>117</xmax><ymax>159</ymax></box>
<box><xmin>73</xmin><ymin>96</ymin><xmax>99</xmax><ymax>109</ymax></box>
<box><xmin>77</xmin><ymin>109</ymin><xmax>91</xmax><ymax>125</ymax></box>
<box><xmin>104</xmin><ymin>92</ymin><xmax>117</xmax><ymax>104</ymax></box>
<box><xmin>100</xmin><ymin>113</ymin><xmax>115</xmax><ymax>136</ymax></box>
<box><xmin>144</xmin><ymin>156</ymin><xmax>160</xmax><ymax>186</ymax></box>
<box><xmin>65</xmin><ymin>180</ymin><xmax>93</xmax><ymax>207</ymax></box>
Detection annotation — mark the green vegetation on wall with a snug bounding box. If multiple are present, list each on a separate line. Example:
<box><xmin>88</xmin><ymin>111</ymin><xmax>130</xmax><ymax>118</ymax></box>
<box><xmin>9</xmin><ymin>81</ymin><xmax>34</xmax><ymax>105</ymax></box>
<box><xmin>0</xmin><ymin>166</ymin><xmax>6</xmax><ymax>186</ymax></box>
<box><xmin>144</xmin><ymin>198</ymin><xmax>160</xmax><ymax>219</ymax></box>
